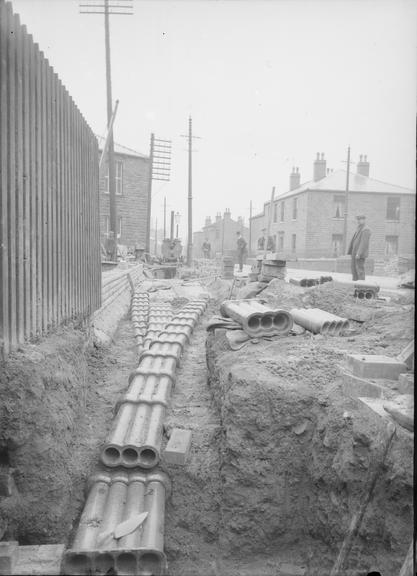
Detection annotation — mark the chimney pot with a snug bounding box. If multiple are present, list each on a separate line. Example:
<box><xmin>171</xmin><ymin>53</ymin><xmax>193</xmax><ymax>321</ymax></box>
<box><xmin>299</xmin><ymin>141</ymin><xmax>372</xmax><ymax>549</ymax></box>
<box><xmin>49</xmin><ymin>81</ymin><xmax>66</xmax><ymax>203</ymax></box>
<box><xmin>290</xmin><ymin>166</ymin><xmax>301</xmax><ymax>190</ymax></box>
<box><xmin>316</xmin><ymin>152</ymin><xmax>320</xmax><ymax>160</ymax></box>
<box><xmin>313</xmin><ymin>152</ymin><xmax>327</xmax><ymax>181</ymax></box>
<box><xmin>357</xmin><ymin>154</ymin><xmax>370</xmax><ymax>177</ymax></box>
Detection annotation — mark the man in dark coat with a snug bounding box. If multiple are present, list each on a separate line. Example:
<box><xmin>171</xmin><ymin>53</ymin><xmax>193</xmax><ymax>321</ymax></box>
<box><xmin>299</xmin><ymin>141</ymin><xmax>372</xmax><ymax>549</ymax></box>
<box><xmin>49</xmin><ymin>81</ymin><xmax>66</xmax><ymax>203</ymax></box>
<box><xmin>347</xmin><ymin>215</ymin><xmax>371</xmax><ymax>281</ymax></box>
<box><xmin>236</xmin><ymin>231</ymin><xmax>248</xmax><ymax>272</ymax></box>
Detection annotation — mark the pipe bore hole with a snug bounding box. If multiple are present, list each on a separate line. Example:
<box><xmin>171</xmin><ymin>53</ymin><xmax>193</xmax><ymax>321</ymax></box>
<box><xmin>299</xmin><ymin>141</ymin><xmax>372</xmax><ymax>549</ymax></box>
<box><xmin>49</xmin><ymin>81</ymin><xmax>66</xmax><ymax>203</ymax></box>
<box><xmin>248</xmin><ymin>315</ymin><xmax>260</xmax><ymax>329</ymax></box>
<box><xmin>103</xmin><ymin>447</ymin><xmax>121</xmax><ymax>466</ymax></box>
<box><xmin>273</xmin><ymin>313</ymin><xmax>289</xmax><ymax>330</ymax></box>
<box><xmin>260</xmin><ymin>315</ymin><xmax>273</xmax><ymax>329</ymax></box>
<box><xmin>116</xmin><ymin>552</ymin><xmax>137</xmax><ymax>575</ymax></box>
<box><xmin>140</xmin><ymin>552</ymin><xmax>161</xmax><ymax>576</ymax></box>
<box><xmin>139</xmin><ymin>448</ymin><xmax>158</xmax><ymax>467</ymax></box>
<box><xmin>365</xmin><ymin>291</ymin><xmax>373</xmax><ymax>299</ymax></box>
<box><xmin>321</xmin><ymin>322</ymin><xmax>329</xmax><ymax>334</ymax></box>
<box><xmin>64</xmin><ymin>553</ymin><xmax>91</xmax><ymax>575</ymax></box>
<box><xmin>358</xmin><ymin>291</ymin><xmax>365</xmax><ymax>299</ymax></box>
<box><xmin>95</xmin><ymin>553</ymin><xmax>114</xmax><ymax>574</ymax></box>
<box><xmin>123</xmin><ymin>448</ymin><xmax>138</xmax><ymax>464</ymax></box>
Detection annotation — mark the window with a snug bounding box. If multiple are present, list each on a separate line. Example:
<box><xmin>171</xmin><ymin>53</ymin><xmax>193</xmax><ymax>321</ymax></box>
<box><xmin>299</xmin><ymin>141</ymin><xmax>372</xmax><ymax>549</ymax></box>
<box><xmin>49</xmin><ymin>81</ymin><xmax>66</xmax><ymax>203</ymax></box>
<box><xmin>273</xmin><ymin>203</ymin><xmax>278</xmax><ymax>223</ymax></box>
<box><xmin>291</xmin><ymin>234</ymin><xmax>296</xmax><ymax>252</ymax></box>
<box><xmin>105</xmin><ymin>160</ymin><xmax>123</xmax><ymax>195</ymax></box>
<box><xmin>105</xmin><ymin>215</ymin><xmax>122</xmax><ymax>238</ymax></box>
<box><xmin>333</xmin><ymin>195</ymin><xmax>345</xmax><ymax>219</ymax></box>
<box><xmin>280</xmin><ymin>202</ymin><xmax>285</xmax><ymax>222</ymax></box>
<box><xmin>292</xmin><ymin>198</ymin><xmax>298</xmax><ymax>220</ymax></box>
<box><xmin>331</xmin><ymin>234</ymin><xmax>343</xmax><ymax>257</ymax></box>
<box><xmin>278</xmin><ymin>231</ymin><xmax>284</xmax><ymax>251</ymax></box>
<box><xmin>386</xmin><ymin>197</ymin><xmax>400</xmax><ymax>221</ymax></box>
<box><xmin>385</xmin><ymin>235</ymin><xmax>398</xmax><ymax>256</ymax></box>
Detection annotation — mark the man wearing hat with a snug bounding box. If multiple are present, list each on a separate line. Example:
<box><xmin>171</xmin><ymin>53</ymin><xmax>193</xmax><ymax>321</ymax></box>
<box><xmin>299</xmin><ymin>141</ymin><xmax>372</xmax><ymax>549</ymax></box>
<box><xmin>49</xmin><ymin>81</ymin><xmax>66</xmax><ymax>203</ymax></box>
<box><xmin>347</xmin><ymin>215</ymin><xmax>371</xmax><ymax>280</ymax></box>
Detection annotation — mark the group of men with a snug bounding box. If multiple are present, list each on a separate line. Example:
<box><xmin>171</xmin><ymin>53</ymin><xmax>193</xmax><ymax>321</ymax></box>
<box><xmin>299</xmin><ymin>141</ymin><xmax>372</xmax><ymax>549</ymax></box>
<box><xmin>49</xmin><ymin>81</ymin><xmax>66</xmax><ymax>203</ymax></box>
<box><xmin>200</xmin><ymin>214</ymin><xmax>371</xmax><ymax>280</ymax></box>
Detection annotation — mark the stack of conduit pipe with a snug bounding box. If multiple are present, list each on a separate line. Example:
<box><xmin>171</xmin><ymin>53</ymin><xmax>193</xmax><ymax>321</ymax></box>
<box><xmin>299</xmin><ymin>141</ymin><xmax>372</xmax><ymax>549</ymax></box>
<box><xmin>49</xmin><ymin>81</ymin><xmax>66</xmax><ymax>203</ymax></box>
<box><xmin>100</xmin><ymin>299</ymin><xmax>208</xmax><ymax>470</ymax></box>
<box><xmin>63</xmin><ymin>471</ymin><xmax>171</xmax><ymax>576</ymax></box>
<box><xmin>63</xmin><ymin>296</ymin><xmax>208</xmax><ymax>576</ymax></box>
<box><xmin>220</xmin><ymin>299</ymin><xmax>293</xmax><ymax>338</ymax></box>
<box><xmin>143</xmin><ymin>303</ymin><xmax>174</xmax><ymax>349</ymax></box>
<box><xmin>131</xmin><ymin>290</ymin><xmax>150</xmax><ymax>355</ymax></box>
<box><xmin>290</xmin><ymin>308</ymin><xmax>349</xmax><ymax>335</ymax></box>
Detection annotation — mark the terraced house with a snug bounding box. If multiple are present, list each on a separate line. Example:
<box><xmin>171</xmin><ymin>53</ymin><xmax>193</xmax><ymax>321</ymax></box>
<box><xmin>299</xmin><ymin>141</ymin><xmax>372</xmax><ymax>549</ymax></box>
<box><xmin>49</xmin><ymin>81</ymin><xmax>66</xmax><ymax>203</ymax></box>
<box><xmin>250</xmin><ymin>153</ymin><xmax>415</xmax><ymax>262</ymax></box>
<box><xmin>97</xmin><ymin>136</ymin><xmax>151</xmax><ymax>251</ymax></box>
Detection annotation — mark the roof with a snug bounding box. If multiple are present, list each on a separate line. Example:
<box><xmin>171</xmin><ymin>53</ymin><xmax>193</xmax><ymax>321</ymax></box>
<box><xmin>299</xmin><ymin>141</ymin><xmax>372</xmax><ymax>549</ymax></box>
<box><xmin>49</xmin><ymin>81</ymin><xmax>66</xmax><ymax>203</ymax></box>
<box><xmin>96</xmin><ymin>135</ymin><xmax>148</xmax><ymax>159</ymax></box>
<box><xmin>275</xmin><ymin>169</ymin><xmax>415</xmax><ymax>202</ymax></box>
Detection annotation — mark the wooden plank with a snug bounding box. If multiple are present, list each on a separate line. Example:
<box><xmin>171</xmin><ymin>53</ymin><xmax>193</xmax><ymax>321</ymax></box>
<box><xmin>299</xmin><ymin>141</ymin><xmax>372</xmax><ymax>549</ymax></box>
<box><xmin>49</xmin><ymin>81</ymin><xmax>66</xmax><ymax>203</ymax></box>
<box><xmin>94</xmin><ymin>137</ymin><xmax>101</xmax><ymax>309</ymax></box>
<box><xmin>56</xmin><ymin>76</ymin><xmax>63</xmax><ymax>323</ymax></box>
<box><xmin>14</xmin><ymin>14</ymin><xmax>25</xmax><ymax>345</ymax></box>
<box><xmin>22</xmin><ymin>26</ymin><xmax>31</xmax><ymax>338</ymax></box>
<box><xmin>69</xmin><ymin>98</ymin><xmax>75</xmax><ymax>316</ymax></box>
<box><xmin>40</xmin><ymin>52</ymin><xmax>48</xmax><ymax>333</ymax></box>
<box><xmin>28</xmin><ymin>34</ymin><xmax>37</xmax><ymax>336</ymax></box>
<box><xmin>50</xmin><ymin>70</ymin><xmax>58</xmax><ymax>325</ymax></box>
<box><xmin>34</xmin><ymin>44</ymin><xmax>43</xmax><ymax>336</ymax></box>
<box><xmin>0</xmin><ymin>0</ymin><xmax>10</xmax><ymax>357</ymax></box>
<box><xmin>7</xmin><ymin>4</ymin><xmax>17</xmax><ymax>349</ymax></box>
<box><xmin>45</xmin><ymin>59</ymin><xmax>53</xmax><ymax>328</ymax></box>
<box><xmin>63</xmin><ymin>88</ymin><xmax>70</xmax><ymax>319</ymax></box>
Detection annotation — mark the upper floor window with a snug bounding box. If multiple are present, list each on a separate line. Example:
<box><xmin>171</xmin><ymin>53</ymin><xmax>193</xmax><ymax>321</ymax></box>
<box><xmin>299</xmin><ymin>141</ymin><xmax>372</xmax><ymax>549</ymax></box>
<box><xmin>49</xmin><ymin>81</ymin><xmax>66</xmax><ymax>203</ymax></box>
<box><xmin>273</xmin><ymin>203</ymin><xmax>278</xmax><ymax>223</ymax></box>
<box><xmin>291</xmin><ymin>234</ymin><xmax>296</xmax><ymax>252</ymax></box>
<box><xmin>292</xmin><ymin>198</ymin><xmax>298</xmax><ymax>220</ymax></box>
<box><xmin>278</xmin><ymin>231</ymin><xmax>284</xmax><ymax>250</ymax></box>
<box><xmin>333</xmin><ymin>195</ymin><xmax>345</xmax><ymax>219</ymax></box>
<box><xmin>105</xmin><ymin>160</ymin><xmax>123</xmax><ymax>195</ymax></box>
<box><xmin>280</xmin><ymin>202</ymin><xmax>285</xmax><ymax>222</ymax></box>
<box><xmin>386</xmin><ymin>197</ymin><xmax>400</xmax><ymax>221</ymax></box>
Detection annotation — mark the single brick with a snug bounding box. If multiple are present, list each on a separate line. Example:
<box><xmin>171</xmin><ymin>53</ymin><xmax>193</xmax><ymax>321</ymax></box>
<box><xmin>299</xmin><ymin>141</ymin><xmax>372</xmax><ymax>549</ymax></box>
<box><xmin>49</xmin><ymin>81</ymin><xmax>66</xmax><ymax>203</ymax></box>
<box><xmin>347</xmin><ymin>354</ymin><xmax>408</xmax><ymax>380</ymax></box>
<box><xmin>164</xmin><ymin>428</ymin><xmax>192</xmax><ymax>465</ymax></box>
<box><xmin>0</xmin><ymin>541</ymin><xmax>18</xmax><ymax>575</ymax></box>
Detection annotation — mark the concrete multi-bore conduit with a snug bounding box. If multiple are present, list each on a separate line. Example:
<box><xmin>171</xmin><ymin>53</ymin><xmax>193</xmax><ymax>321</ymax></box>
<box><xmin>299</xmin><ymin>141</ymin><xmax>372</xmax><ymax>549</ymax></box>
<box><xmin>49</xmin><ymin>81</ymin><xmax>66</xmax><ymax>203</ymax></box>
<box><xmin>220</xmin><ymin>299</ymin><xmax>293</xmax><ymax>337</ymax></box>
<box><xmin>63</xmin><ymin>288</ymin><xmax>209</xmax><ymax>575</ymax></box>
<box><xmin>101</xmin><ymin>300</ymin><xmax>208</xmax><ymax>470</ymax></box>
<box><xmin>290</xmin><ymin>308</ymin><xmax>349</xmax><ymax>335</ymax></box>
<box><xmin>63</xmin><ymin>471</ymin><xmax>171</xmax><ymax>576</ymax></box>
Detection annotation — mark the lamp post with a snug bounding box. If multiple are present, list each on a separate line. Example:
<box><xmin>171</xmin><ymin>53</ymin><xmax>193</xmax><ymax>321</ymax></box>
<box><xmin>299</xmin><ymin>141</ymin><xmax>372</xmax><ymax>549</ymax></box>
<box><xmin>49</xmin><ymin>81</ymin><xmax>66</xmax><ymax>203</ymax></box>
<box><xmin>175</xmin><ymin>212</ymin><xmax>181</xmax><ymax>239</ymax></box>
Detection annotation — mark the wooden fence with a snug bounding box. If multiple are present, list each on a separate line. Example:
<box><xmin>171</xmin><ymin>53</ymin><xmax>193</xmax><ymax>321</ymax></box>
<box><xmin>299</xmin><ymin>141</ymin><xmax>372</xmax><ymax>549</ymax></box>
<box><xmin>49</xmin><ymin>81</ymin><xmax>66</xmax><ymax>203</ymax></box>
<box><xmin>0</xmin><ymin>1</ymin><xmax>101</xmax><ymax>358</ymax></box>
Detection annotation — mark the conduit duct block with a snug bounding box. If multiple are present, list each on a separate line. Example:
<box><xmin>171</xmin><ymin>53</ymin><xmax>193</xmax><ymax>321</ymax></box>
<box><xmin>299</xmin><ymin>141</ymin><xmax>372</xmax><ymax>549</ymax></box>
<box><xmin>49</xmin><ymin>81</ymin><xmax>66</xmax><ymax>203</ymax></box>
<box><xmin>221</xmin><ymin>299</ymin><xmax>292</xmax><ymax>337</ymax></box>
<box><xmin>164</xmin><ymin>428</ymin><xmax>192</xmax><ymax>465</ymax></box>
<box><xmin>62</xmin><ymin>471</ymin><xmax>170</xmax><ymax>576</ymax></box>
<box><xmin>347</xmin><ymin>354</ymin><xmax>408</xmax><ymax>380</ymax></box>
<box><xmin>290</xmin><ymin>308</ymin><xmax>344</xmax><ymax>335</ymax></box>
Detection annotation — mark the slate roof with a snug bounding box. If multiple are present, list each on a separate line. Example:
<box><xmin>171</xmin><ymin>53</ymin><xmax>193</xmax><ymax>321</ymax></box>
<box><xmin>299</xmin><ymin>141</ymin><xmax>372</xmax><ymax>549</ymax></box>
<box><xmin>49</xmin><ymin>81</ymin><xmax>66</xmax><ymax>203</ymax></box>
<box><xmin>96</xmin><ymin>135</ymin><xmax>148</xmax><ymax>159</ymax></box>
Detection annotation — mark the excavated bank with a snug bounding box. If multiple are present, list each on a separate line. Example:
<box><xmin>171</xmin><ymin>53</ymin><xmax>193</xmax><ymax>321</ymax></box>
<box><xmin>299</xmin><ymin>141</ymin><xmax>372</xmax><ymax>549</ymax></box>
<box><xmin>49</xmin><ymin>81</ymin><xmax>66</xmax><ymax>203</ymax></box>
<box><xmin>205</xmin><ymin>328</ymin><xmax>413</xmax><ymax>575</ymax></box>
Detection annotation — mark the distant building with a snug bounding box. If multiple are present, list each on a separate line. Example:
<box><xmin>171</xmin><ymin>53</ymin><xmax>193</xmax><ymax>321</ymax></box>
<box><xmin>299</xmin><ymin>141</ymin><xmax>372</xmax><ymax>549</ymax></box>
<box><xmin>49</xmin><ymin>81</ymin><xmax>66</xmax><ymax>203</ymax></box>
<box><xmin>98</xmin><ymin>136</ymin><xmax>151</xmax><ymax>251</ymax></box>
<box><xmin>193</xmin><ymin>209</ymin><xmax>249</xmax><ymax>258</ymax></box>
<box><xmin>250</xmin><ymin>153</ymin><xmax>415</xmax><ymax>261</ymax></box>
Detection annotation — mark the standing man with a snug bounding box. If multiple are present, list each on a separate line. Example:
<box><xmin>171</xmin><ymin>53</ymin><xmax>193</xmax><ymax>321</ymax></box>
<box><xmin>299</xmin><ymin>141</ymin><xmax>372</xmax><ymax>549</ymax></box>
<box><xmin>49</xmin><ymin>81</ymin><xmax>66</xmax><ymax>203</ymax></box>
<box><xmin>202</xmin><ymin>238</ymin><xmax>211</xmax><ymax>259</ymax></box>
<box><xmin>236</xmin><ymin>231</ymin><xmax>248</xmax><ymax>272</ymax></box>
<box><xmin>347</xmin><ymin>215</ymin><xmax>371</xmax><ymax>281</ymax></box>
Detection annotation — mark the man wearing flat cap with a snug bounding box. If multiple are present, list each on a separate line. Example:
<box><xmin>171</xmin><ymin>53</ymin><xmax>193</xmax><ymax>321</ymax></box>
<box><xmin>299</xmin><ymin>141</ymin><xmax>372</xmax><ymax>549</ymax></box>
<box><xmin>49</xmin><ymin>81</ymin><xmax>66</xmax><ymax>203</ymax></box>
<box><xmin>347</xmin><ymin>215</ymin><xmax>371</xmax><ymax>281</ymax></box>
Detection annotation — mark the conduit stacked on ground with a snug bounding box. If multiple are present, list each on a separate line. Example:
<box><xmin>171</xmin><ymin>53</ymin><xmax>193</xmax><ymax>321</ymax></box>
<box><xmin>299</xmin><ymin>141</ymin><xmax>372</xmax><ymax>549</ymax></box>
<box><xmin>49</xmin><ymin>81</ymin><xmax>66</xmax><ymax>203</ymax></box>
<box><xmin>131</xmin><ymin>290</ymin><xmax>150</xmax><ymax>355</ymax></box>
<box><xmin>63</xmin><ymin>471</ymin><xmax>171</xmax><ymax>576</ymax></box>
<box><xmin>290</xmin><ymin>307</ymin><xmax>349</xmax><ymax>335</ymax></box>
<box><xmin>144</xmin><ymin>303</ymin><xmax>174</xmax><ymax>349</ymax></box>
<box><xmin>101</xmin><ymin>299</ymin><xmax>208</xmax><ymax>470</ymax></box>
<box><xmin>220</xmin><ymin>299</ymin><xmax>293</xmax><ymax>337</ymax></box>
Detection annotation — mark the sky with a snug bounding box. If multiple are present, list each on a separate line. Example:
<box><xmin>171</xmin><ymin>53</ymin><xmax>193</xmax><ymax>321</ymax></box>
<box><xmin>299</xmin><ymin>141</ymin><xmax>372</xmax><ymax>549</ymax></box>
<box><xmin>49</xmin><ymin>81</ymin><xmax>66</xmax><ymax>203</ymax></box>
<box><xmin>11</xmin><ymin>0</ymin><xmax>417</xmax><ymax>238</ymax></box>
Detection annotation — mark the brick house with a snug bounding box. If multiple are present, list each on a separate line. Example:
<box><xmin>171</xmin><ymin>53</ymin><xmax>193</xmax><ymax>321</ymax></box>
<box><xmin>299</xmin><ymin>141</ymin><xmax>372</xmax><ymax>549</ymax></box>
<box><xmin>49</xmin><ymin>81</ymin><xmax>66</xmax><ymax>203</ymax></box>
<box><xmin>250</xmin><ymin>154</ymin><xmax>415</xmax><ymax>262</ymax></box>
<box><xmin>193</xmin><ymin>209</ymin><xmax>249</xmax><ymax>258</ymax></box>
<box><xmin>97</xmin><ymin>136</ymin><xmax>151</xmax><ymax>251</ymax></box>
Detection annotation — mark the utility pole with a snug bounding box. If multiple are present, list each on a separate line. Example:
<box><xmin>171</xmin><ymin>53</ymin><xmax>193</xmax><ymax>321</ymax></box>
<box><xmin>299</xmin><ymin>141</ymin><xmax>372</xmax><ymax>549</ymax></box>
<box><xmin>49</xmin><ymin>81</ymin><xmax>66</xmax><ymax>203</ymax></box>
<box><xmin>181</xmin><ymin>116</ymin><xmax>201</xmax><ymax>266</ymax></box>
<box><xmin>79</xmin><ymin>0</ymin><xmax>133</xmax><ymax>262</ymax></box>
<box><xmin>154</xmin><ymin>218</ymin><xmax>158</xmax><ymax>256</ymax></box>
<box><xmin>145</xmin><ymin>133</ymin><xmax>155</xmax><ymax>254</ymax></box>
<box><xmin>264</xmin><ymin>187</ymin><xmax>275</xmax><ymax>259</ymax></box>
<box><xmin>249</xmin><ymin>200</ymin><xmax>253</xmax><ymax>257</ymax></box>
<box><xmin>163</xmin><ymin>197</ymin><xmax>167</xmax><ymax>239</ymax></box>
<box><xmin>342</xmin><ymin>146</ymin><xmax>351</xmax><ymax>254</ymax></box>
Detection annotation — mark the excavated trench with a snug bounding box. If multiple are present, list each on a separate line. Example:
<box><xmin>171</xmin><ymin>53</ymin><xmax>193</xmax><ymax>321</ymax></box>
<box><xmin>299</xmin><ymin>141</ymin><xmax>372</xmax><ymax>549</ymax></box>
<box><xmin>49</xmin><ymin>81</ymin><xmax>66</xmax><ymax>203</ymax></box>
<box><xmin>0</xmin><ymin>279</ymin><xmax>412</xmax><ymax>576</ymax></box>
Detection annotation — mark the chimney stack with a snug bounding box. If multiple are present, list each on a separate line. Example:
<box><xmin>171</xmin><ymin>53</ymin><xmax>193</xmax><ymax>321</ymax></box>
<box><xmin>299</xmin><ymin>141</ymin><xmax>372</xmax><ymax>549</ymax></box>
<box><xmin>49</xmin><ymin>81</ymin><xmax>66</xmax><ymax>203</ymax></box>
<box><xmin>204</xmin><ymin>216</ymin><xmax>212</xmax><ymax>227</ymax></box>
<box><xmin>290</xmin><ymin>166</ymin><xmax>301</xmax><ymax>191</ymax></box>
<box><xmin>313</xmin><ymin>152</ymin><xmax>326</xmax><ymax>181</ymax></box>
<box><xmin>224</xmin><ymin>208</ymin><xmax>231</xmax><ymax>219</ymax></box>
<box><xmin>357</xmin><ymin>154</ymin><xmax>370</xmax><ymax>177</ymax></box>
<box><xmin>215</xmin><ymin>212</ymin><xmax>221</xmax><ymax>222</ymax></box>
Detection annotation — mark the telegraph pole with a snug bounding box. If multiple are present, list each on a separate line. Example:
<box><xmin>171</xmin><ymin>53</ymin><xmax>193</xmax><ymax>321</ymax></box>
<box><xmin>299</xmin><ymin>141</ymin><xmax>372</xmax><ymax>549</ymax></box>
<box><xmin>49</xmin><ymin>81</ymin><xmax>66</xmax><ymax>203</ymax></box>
<box><xmin>154</xmin><ymin>218</ymin><xmax>158</xmax><ymax>256</ymax></box>
<box><xmin>145</xmin><ymin>134</ymin><xmax>155</xmax><ymax>254</ymax></box>
<box><xmin>181</xmin><ymin>116</ymin><xmax>201</xmax><ymax>266</ymax></box>
<box><xmin>249</xmin><ymin>200</ymin><xmax>253</xmax><ymax>256</ymax></box>
<box><xmin>79</xmin><ymin>0</ymin><xmax>133</xmax><ymax>262</ymax></box>
<box><xmin>163</xmin><ymin>197</ymin><xmax>167</xmax><ymax>239</ymax></box>
<box><xmin>187</xmin><ymin>117</ymin><xmax>193</xmax><ymax>265</ymax></box>
<box><xmin>146</xmin><ymin>135</ymin><xmax>172</xmax><ymax>252</ymax></box>
<box><xmin>342</xmin><ymin>146</ymin><xmax>351</xmax><ymax>254</ymax></box>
